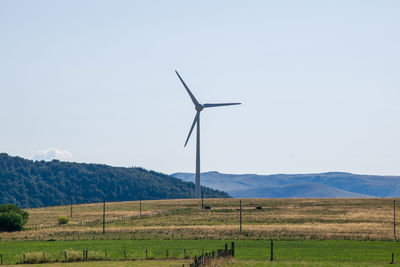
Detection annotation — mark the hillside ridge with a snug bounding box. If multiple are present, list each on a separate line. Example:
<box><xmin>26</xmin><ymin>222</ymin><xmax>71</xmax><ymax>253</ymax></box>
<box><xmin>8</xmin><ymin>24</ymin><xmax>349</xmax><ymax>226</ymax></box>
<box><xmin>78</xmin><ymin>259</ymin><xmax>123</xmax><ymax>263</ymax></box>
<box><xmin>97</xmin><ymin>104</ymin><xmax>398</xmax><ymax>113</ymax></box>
<box><xmin>0</xmin><ymin>153</ymin><xmax>229</xmax><ymax>208</ymax></box>
<box><xmin>172</xmin><ymin>171</ymin><xmax>400</xmax><ymax>198</ymax></box>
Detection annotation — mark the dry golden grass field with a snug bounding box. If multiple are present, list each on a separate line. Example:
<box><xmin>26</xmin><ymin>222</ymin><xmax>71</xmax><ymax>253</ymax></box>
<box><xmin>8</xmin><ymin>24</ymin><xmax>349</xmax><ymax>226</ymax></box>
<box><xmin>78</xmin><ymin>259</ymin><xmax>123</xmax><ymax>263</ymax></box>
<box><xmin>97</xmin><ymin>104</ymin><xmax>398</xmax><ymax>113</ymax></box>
<box><xmin>1</xmin><ymin>198</ymin><xmax>399</xmax><ymax>241</ymax></box>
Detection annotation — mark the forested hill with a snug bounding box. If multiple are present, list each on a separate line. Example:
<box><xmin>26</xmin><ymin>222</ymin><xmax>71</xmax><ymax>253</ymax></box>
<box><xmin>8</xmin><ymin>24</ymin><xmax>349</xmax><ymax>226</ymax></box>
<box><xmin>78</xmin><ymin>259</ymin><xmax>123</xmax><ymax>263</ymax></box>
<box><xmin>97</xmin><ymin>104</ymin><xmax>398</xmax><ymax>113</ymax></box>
<box><xmin>0</xmin><ymin>153</ymin><xmax>229</xmax><ymax>208</ymax></box>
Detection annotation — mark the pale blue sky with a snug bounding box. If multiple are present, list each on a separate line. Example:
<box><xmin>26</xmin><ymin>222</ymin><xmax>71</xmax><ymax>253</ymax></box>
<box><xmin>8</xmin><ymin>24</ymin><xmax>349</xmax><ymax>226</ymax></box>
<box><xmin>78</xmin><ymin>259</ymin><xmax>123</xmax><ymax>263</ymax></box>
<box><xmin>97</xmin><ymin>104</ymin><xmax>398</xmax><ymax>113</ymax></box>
<box><xmin>1</xmin><ymin>1</ymin><xmax>399</xmax><ymax>175</ymax></box>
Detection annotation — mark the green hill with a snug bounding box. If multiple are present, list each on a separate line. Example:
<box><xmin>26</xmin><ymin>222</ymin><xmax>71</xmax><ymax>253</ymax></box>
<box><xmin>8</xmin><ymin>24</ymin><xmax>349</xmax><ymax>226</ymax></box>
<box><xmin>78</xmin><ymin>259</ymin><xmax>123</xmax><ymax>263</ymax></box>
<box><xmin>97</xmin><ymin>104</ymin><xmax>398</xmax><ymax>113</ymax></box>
<box><xmin>0</xmin><ymin>153</ymin><xmax>229</xmax><ymax>208</ymax></box>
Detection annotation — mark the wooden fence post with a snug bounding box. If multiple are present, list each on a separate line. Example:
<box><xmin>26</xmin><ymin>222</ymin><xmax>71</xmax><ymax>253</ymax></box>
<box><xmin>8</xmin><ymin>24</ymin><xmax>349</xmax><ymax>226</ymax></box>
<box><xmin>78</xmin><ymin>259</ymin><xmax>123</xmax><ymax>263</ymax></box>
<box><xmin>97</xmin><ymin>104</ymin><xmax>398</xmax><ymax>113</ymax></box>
<box><xmin>103</xmin><ymin>199</ymin><xmax>106</xmax><ymax>234</ymax></box>
<box><xmin>166</xmin><ymin>249</ymin><xmax>169</xmax><ymax>258</ymax></box>
<box><xmin>1</xmin><ymin>254</ymin><xmax>3</xmax><ymax>265</ymax></box>
<box><xmin>201</xmin><ymin>191</ymin><xmax>204</xmax><ymax>209</ymax></box>
<box><xmin>42</xmin><ymin>252</ymin><xmax>45</xmax><ymax>262</ymax></box>
<box><xmin>123</xmin><ymin>250</ymin><xmax>127</xmax><ymax>259</ymax></box>
<box><xmin>392</xmin><ymin>253</ymin><xmax>395</xmax><ymax>264</ymax></box>
<box><xmin>64</xmin><ymin>251</ymin><xmax>67</xmax><ymax>261</ymax></box>
<box><xmin>23</xmin><ymin>254</ymin><xmax>25</xmax><ymax>264</ymax></box>
<box><xmin>240</xmin><ymin>200</ymin><xmax>242</xmax><ymax>233</ymax></box>
<box><xmin>231</xmin><ymin>242</ymin><xmax>235</xmax><ymax>257</ymax></box>
<box><xmin>394</xmin><ymin>200</ymin><xmax>396</xmax><ymax>240</ymax></box>
<box><xmin>270</xmin><ymin>240</ymin><xmax>274</xmax><ymax>261</ymax></box>
<box><xmin>70</xmin><ymin>196</ymin><xmax>73</xmax><ymax>218</ymax></box>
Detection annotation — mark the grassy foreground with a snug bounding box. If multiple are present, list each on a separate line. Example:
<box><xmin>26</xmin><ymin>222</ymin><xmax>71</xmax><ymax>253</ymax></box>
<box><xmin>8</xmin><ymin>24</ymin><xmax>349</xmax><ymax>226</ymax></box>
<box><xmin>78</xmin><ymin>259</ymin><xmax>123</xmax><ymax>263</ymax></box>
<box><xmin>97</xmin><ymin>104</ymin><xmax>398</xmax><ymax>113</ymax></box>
<box><xmin>219</xmin><ymin>258</ymin><xmax>398</xmax><ymax>267</ymax></box>
<box><xmin>0</xmin><ymin>240</ymin><xmax>399</xmax><ymax>265</ymax></box>
<box><xmin>3</xmin><ymin>260</ymin><xmax>398</xmax><ymax>267</ymax></box>
<box><xmin>5</xmin><ymin>260</ymin><xmax>192</xmax><ymax>267</ymax></box>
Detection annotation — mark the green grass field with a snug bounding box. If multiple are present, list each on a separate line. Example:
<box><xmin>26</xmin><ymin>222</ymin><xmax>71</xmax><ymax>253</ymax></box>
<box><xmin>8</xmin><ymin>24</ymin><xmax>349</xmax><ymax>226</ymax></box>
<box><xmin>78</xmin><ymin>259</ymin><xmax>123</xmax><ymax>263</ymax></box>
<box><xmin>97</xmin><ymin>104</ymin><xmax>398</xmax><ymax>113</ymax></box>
<box><xmin>0</xmin><ymin>239</ymin><xmax>399</xmax><ymax>265</ymax></box>
<box><xmin>5</xmin><ymin>260</ymin><xmax>192</xmax><ymax>267</ymax></box>
<box><xmin>3</xmin><ymin>260</ymin><xmax>399</xmax><ymax>267</ymax></box>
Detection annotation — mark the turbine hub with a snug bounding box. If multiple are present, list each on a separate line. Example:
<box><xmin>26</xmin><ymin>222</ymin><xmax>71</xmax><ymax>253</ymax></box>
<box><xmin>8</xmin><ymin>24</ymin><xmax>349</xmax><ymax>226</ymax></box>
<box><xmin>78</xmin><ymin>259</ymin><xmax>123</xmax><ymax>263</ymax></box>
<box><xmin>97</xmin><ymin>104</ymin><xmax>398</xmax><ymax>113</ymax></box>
<box><xmin>195</xmin><ymin>104</ymin><xmax>204</xmax><ymax>112</ymax></box>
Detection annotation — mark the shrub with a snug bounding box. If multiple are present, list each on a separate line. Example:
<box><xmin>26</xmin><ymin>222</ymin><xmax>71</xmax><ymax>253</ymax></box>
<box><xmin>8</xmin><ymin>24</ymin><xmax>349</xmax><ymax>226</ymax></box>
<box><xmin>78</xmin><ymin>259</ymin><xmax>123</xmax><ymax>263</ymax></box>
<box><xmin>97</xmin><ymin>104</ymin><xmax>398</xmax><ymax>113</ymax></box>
<box><xmin>0</xmin><ymin>212</ymin><xmax>24</xmax><ymax>232</ymax></box>
<box><xmin>58</xmin><ymin>216</ymin><xmax>69</xmax><ymax>225</ymax></box>
<box><xmin>0</xmin><ymin>204</ymin><xmax>29</xmax><ymax>225</ymax></box>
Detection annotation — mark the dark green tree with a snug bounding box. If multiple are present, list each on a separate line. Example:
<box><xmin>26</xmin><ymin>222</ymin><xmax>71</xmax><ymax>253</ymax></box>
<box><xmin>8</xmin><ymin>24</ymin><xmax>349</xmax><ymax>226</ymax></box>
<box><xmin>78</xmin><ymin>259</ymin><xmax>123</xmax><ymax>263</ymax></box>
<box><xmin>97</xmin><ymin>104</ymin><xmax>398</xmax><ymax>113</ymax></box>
<box><xmin>0</xmin><ymin>204</ymin><xmax>29</xmax><ymax>225</ymax></box>
<box><xmin>0</xmin><ymin>204</ymin><xmax>29</xmax><ymax>232</ymax></box>
<box><xmin>0</xmin><ymin>213</ymin><xmax>24</xmax><ymax>231</ymax></box>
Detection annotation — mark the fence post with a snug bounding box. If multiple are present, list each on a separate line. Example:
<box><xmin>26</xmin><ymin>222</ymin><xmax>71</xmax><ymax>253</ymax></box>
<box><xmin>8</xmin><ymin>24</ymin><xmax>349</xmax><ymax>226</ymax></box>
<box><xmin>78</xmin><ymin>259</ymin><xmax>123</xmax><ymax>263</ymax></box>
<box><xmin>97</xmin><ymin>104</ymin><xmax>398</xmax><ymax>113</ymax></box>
<box><xmin>392</xmin><ymin>253</ymin><xmax>395</xmax><ymax>264</ymax></box>
<box><xmin>23</xmin><ymin>254</ymin><xmax>25</xmax><ymax>264</ymax></box>
<box><xmin>64</xmin><ymin>251</ymin><xmax>67</xmax><ymax>261</ymax></box>
<box><xmin>1</xmin><ymin>254</ymin><xmax>3</xmax><ymax>265</ymax></box>
<box><xmin>124</xmin><ymin>250</ymin><xmax>127</xmax><ymax>259</ymax></box>
<box><xmin>270</xmin><ymin>240</ymin><xmax>274</xmax><ymax>261</ymax></box>
<box><xmin>140</xmin><ymin>196</ymin><xmax>142</xmax><ymax>217</ymax></box>
<box><xmin>394</xmin><ymin>200</ymin><xmax>396</xmax><ymax>240</ymax></box>
<box><xmin>70</xmin><ymin>196</ymin><xmax>73</xmax><ymax>218</ymax></box>
<box><xmin>231</xmin><ymin>242</ymin><xmax>235</xmax><ymax>257</ymax></box>
<box><xmin>105</xmin><ymin>249</ymin><xmax>107</xmax><ymax>258</ymax></box>
<box><xmin>201</xmin><ymin>191</ymin><xmax>204</xmax><ymax>209</ymax></box>
<box><xmin>103</xmin><ymin>199</ymin><xmax>106</xmax><ymax>234</ymax></box>
<box><xmin>184</xmin><ymin>249</ymin><xmax>186</xmax><ymax>259</ymax></box>
<box><xmin>240</xmin><ymin>200</ymin><xmax>242</xmax><ymax>233</ymax></box>
<box><xmin>42</xmin><ymin>252</ymin><xmax>45</xmax><ymax>262</ymax></box>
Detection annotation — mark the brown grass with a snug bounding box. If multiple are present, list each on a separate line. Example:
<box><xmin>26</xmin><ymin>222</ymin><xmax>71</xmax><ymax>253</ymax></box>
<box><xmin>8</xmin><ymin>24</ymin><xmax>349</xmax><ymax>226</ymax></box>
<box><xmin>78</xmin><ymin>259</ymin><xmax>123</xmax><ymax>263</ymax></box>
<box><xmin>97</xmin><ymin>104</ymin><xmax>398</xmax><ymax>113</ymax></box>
<box><xmin>1</xmin><ymin>198</ymin><xmax>398</xmax><ymax>241</ymax></box>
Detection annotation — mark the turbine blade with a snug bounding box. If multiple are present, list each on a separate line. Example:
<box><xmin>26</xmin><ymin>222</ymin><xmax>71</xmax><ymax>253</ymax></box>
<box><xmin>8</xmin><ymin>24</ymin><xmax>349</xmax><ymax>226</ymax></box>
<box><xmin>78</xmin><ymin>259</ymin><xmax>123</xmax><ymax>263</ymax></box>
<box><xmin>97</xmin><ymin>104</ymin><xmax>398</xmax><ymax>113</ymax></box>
<box><xmin>175</xmin><ymin>70</ymin><xmax>200</xmax><ymax>107</ymax></box>
<box><xmin>184</xmin><ymin>112</ymin><xmax>199</xmax><ymax>147</ymax></box>
<box><xmin>203</xmin><ymin>103</ymin><xmax>241</xmax><ymax>108</ymax></box>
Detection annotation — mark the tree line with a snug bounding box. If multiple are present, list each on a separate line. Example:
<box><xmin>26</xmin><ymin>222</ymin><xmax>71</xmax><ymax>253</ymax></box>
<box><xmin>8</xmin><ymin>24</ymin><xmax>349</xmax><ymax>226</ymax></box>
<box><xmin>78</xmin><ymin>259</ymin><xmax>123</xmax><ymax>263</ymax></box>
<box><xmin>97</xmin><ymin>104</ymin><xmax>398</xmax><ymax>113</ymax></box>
<box><xmin>0</xmin><ymin>153</ymin><xmax>229</xmax><ymax>208</ymax></box>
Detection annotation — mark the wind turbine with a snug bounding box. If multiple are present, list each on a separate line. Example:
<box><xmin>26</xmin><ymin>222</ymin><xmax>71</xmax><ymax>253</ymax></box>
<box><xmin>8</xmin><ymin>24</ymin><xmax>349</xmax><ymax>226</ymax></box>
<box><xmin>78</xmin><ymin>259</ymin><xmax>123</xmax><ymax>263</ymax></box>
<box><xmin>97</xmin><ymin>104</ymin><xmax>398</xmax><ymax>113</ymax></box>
<box><xmin>175</xmin><ymin>70</ymin><xmax>241</xmax><ymax>198</ymax></box>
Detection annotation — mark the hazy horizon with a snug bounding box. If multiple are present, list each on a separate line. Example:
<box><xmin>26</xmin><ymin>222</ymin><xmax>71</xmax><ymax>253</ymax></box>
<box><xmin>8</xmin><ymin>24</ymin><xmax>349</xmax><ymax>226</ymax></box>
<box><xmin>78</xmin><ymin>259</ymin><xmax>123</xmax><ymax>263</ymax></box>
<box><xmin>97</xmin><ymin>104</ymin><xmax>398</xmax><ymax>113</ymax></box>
<box><xmin>4</xmin><ymin>151</ymin><xmax>400</xmax><ymax>178</ymax></box>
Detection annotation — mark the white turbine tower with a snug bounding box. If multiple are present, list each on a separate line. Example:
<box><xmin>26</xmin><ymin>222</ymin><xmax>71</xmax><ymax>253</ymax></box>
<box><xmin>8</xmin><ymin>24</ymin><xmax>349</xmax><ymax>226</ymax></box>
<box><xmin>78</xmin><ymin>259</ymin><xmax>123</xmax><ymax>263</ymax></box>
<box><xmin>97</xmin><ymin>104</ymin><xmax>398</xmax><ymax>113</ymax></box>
<box><xmin>176</xmin><ymin>70</ymin><xmax>241</xmax><ymax>198</ymax></box>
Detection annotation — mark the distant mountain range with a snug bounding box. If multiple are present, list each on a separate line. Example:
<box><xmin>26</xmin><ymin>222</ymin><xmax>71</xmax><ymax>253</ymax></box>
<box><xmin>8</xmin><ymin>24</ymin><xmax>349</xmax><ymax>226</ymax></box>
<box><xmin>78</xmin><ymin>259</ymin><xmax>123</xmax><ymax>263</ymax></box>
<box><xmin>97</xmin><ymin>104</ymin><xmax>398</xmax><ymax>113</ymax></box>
<box><xmin>171</xmin><ymin>171</ymin><xmax>400</xmax><ymax>198</ymax></box>
<box><xmin>0</xmin><ymin>153</ymin><xmax>229</xmax><ymax>208</ymax></box>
